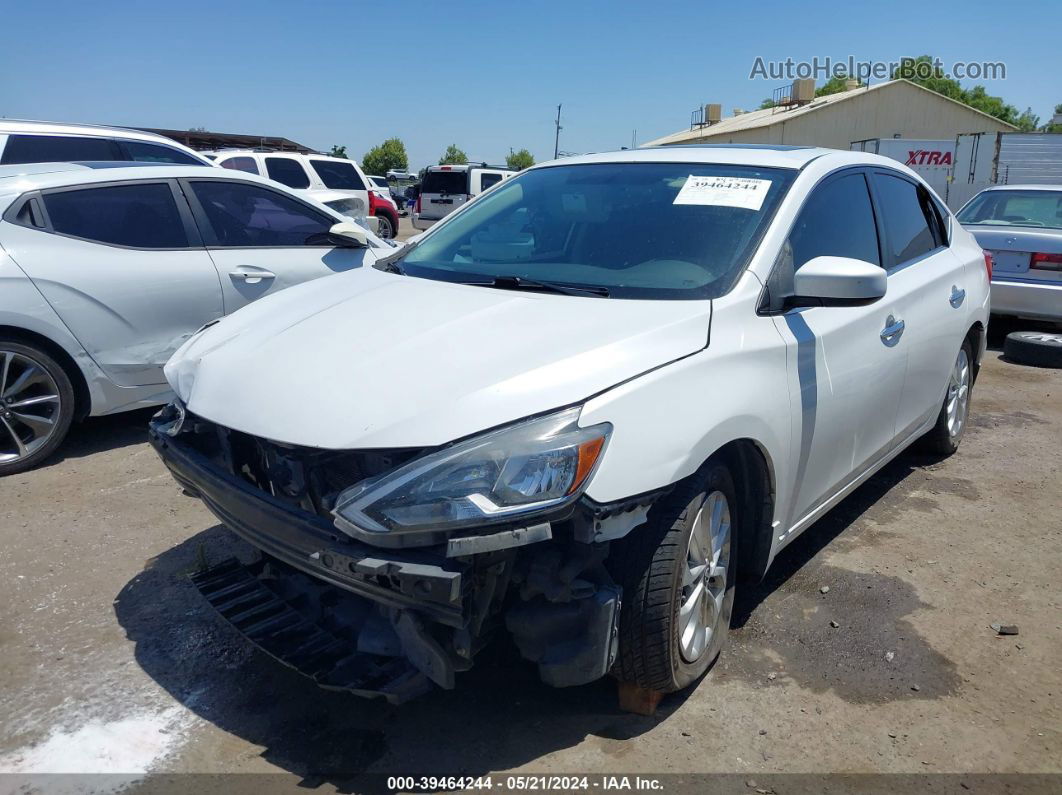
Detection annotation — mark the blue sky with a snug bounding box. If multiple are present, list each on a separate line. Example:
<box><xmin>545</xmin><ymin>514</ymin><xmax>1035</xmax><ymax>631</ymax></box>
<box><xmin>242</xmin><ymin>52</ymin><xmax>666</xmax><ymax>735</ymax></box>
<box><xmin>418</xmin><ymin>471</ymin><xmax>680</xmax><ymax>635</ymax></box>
<box><xmin>1</xmin><ymin>0</ymin><xmax>1058</xmax><ymax>169</ymax></box>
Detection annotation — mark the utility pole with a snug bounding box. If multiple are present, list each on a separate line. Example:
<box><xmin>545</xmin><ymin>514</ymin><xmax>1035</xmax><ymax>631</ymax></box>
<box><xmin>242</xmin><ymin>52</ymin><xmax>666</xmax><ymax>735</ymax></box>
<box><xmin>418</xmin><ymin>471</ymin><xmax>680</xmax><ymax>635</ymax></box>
<box><xmin>554</xmin><ymin>104</ymin><xmax>562</xmax><ymax>159</ymax></box>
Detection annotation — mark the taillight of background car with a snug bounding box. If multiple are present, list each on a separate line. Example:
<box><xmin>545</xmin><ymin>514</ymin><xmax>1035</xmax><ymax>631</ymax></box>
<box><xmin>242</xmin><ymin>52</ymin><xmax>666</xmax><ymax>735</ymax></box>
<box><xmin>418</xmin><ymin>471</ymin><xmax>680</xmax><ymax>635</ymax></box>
<box><xmin>1031</xmin><ymin>252</ymin><xmax>1062</xmax><ymax>271</ymax></box>
<box><xmin>983</xmin><ymin>250</ymin><xmax>993</xmax><ymax>280</ymax></box>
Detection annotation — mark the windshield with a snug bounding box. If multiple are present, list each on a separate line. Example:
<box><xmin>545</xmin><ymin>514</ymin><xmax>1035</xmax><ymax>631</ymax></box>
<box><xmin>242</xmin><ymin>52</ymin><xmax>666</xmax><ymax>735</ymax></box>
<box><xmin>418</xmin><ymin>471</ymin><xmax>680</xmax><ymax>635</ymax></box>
<box><xmin>397</xmin><ymin>162</ymin><xmax>795</xmax><ymax>299</ymax></box>
<box><xmin>422</xmin><ymin>170</ymin><xmax>469</xmax><ymax>195</ymax></box>
<box><xmin>958</xmin><ymin>189</ymin><xmax>1062</xmax><ymax>230</ymax></box>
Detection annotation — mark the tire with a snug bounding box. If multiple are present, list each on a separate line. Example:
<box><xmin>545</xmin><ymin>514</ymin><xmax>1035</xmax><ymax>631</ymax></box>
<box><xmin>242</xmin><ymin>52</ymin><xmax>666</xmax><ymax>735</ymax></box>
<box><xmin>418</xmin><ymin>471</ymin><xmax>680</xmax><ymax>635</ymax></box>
<box><xmin>0</xmin><ymin>339</ymin><xmax>76</xmax><ymax>476</ymax></box>
<box><xmin>608</xmin><ymin>460</ymin><xmax>738</xmax><ymax>693</ymax></box>
<box><xmin>1004</xmin><ymin>330</ymin><xmax>1062</xmax><ymax>369</ymax></box>
<box><xmin>375</xmin><ymin>212</ymin><xmax>395</xmax><ymax>239</ymax></box>
<box><xmin>921</xmin><ymin>338</ymin><xmax>974</xmax><ymax>456</ymax></box>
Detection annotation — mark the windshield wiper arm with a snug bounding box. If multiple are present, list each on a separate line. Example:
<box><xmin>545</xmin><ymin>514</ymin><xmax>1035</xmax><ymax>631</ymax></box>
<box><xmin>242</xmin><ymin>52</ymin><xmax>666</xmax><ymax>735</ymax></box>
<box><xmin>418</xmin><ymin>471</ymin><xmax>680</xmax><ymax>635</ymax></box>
<box><xmin>374</xmin><ymin>240</ymin><xmax>418</xmax><ymax>274</ymax></box>
<box><xmin>471</xmin><ymin>275</ymin><xmax>610</xmax><ymax>298</ymax></box>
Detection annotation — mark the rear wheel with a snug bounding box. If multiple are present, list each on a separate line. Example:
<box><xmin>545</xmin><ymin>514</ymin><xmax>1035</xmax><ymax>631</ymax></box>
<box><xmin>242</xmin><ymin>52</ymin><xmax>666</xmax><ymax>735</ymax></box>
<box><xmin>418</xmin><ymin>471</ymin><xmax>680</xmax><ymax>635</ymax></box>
<box><xmin>0</xmin><ymin>340</ymin><xmax>75</xmax><ymax>475</ymax></box>
<box><xmin>609</xmin><ymin>460</ymin><xmax>737</xmax><ymax>693</ymax></box>
<box><xmin>375</xmin><ymin>212</ymin><xmax>395</xmax><ymax>239</ymax></box>
<box><xmin>921</xmin><ymin>338</ymin><xmax>974</xmax><ymax>456</ymax></box>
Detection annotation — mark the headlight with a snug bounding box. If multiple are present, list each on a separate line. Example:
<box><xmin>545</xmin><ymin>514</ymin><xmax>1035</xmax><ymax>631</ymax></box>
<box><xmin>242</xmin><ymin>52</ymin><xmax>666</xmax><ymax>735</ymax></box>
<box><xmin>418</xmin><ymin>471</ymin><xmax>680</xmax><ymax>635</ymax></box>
<box><xmin>325</xmin><ymin>198</ymin><xmax>367</xmax><ymax>220</ymax></box>
<box><xmin>332</xmin><ymin>407</ymin><xmax>610</xmax><ymax>543</ymax></box>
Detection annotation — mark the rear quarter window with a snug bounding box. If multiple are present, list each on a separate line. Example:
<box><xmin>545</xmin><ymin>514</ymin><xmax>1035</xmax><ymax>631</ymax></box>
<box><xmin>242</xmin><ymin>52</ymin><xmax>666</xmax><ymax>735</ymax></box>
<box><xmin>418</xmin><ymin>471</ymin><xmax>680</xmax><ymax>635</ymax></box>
<box><xmin>265</xmin><ymin>157</ymin><xmax>311</xmax><ymax>189</ymax></box>
<box><xmin>309</xmin><ymin>159</ymin><xmax>367</xmax><ymax>191</ymax></box>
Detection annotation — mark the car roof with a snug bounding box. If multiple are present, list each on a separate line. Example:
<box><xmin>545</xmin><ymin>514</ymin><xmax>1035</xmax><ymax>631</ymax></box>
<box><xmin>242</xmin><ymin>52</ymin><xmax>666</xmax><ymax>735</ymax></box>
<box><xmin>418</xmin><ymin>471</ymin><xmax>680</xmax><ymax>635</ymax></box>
<box><xmin>0</xmin><ymin>118</ymin><xmax>208</xmax><ymax>151</ymax></box>
<box><xmin>0</xmin><ymin>161</ymin><xmax>268</xmax><ymax>197</ymax></box>
<box><xmin>530</xmin><ymin>144</ymin><xmax>876</xmax><ymax>170</ymax></box>
<box><xmin>980</xmin><ymin>184</ymin><xmax>1062</xmax><ymax>192</ymax></box>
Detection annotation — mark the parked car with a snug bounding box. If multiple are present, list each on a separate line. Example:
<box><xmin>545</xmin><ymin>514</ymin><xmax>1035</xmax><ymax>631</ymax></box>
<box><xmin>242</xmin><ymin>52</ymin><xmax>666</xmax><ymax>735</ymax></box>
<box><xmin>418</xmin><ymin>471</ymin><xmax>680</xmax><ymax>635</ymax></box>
<box><xmin>0</xmin><ymin>162</ymin><xmax>385</xmax><ymax>475</ymax></box>
<box><xmin>412</xmin><ymin>163</ymin><xmax>514</xmax><ymax>230</ymax></box>
<box><xmin>0</xmin><ymin>119</ymin><xmax>213</xmax><ymax>166</ymax></box>
<box><xmin>210</xmin><ymin>150</ymin><xmax>374</xmax><ymax>225</ymax></box>
<box><xmin>152</xmin><ymin>146</ymin><xmax>989</xmax><ymax>704</ymax></box>
<box><xmin>956</xmin><ymin>185</ymin><xmax>1062</xmax><ymax>321</ymax></box>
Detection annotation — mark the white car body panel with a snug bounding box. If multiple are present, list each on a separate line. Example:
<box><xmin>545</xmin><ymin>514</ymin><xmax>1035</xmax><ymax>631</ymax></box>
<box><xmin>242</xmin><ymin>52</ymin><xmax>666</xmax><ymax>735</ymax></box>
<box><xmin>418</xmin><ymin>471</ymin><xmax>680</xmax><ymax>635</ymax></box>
<box><xmin>166</xmin><ymin>266</ymin><xmax>712</xmax><ymax>449</ymax></box>
<box><xmin>0</xmin><ymin>163</ymin><xmax>385</xmax><ymax>415</ymax></box>
<box><xmin>163</xmin><ymin>146</ymin><xmax>991</xmax><ymax>568</ymax></box>
<box><xmin>0</xmin><ymin>119</ymin><xmax>213</xmax><ymax>166</ymax></box>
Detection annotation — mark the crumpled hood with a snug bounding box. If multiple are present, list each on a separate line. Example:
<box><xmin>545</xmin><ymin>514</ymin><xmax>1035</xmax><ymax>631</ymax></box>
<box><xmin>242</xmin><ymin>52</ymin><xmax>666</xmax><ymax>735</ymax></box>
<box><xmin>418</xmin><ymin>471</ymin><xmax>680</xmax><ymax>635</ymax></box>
<box><xmin>166</xmin><ymin>267</ymin><xmax>711</xmax><ymax>448</ymax></box>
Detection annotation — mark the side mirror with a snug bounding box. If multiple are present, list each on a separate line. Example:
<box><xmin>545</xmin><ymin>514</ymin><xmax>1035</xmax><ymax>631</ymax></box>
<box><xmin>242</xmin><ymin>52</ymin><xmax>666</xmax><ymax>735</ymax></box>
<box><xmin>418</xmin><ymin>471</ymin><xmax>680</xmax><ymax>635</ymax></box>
<box><xmin>793</xmin><ymin>256</ymin><xmax>886</xmax><ymax>304</ymax></box>
<box><xmin>327</xmin><ymin>221</ymin><xmax>368</xmax><ymax>248</ymax></box>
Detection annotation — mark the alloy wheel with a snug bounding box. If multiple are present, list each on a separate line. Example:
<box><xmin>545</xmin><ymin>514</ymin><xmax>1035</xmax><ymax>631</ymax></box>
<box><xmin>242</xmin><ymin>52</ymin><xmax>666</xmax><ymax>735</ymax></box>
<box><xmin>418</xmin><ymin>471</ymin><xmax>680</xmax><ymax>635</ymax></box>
<box><xmin>946</xmin><ymin>348</ymin><xmax>971</xmax><ymax>438</ymax></box>
<box><xmin>0</xmin><ymin>350</ymin><xmax>62</xmax><ymax>464</ymax></box>
<box><xmin>678</xmin><ymin>490</ymin><xmax>732</xmax><ymax>662</ymax></box>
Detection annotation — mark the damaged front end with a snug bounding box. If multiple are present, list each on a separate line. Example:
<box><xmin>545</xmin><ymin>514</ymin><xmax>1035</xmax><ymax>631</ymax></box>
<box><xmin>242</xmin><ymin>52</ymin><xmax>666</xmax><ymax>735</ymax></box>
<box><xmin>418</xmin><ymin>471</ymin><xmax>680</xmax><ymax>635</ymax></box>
<box><xmin>149</xmin><ymin>403</ymin><xmax>649</xmax><ymax>703</ymax></box>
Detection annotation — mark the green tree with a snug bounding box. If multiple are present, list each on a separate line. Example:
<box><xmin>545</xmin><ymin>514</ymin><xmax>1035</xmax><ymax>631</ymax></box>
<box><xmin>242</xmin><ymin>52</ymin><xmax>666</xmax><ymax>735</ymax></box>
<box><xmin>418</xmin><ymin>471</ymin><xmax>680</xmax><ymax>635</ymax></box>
<box><xmin>362</xmin><ymin>137</ymin><xmax>408</xmax><ymax>175</ymax></box>
<box><xmin>329</xmin><ymin>144</ymin><xmax>347</xmax><ymax>159</ymax></box>
<box><xmin>758</xmin><ymin>98</ymin><xmax>776</xmax><ymax>109</ymax></box>
<box><xmin>1041</xmin><ymin>103</ymin><xmax>1062</xmax><ymax>133</ymax></box>
<box><xmin>892</xmin><ymin>55</ymin><xmax>1022</xmax><ymax>127</ymax></box>
<box><xmin>815</xmin><ymin>76</ymin><xmax>862</xmax><ymax>97</ymax></box>
<box><xmin>439</xmin><ymin>144</ymin><xmax>468</xmax><ymax>165</ymax></box>
<box><xmin>506</xmin><ymin>148</ymin><xmax>534</xmax><ymax>171</ymax></box>
<box><xmin>1015</xmin><ymin>108</ymin><xmax>1040</xmax><ymax>132</ymax></box>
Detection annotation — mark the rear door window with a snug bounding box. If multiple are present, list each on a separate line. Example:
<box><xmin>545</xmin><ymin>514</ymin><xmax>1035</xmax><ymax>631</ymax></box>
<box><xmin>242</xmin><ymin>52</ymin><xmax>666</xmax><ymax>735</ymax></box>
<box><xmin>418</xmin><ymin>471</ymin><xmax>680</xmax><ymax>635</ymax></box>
<box><xmin>42</xmin><ymin>182</ymin><xmax>189</xmax><ymax>248</ymax></box>
<box><xmin>264</xmin><ymin>157</ymin><xmax>311</xmax><ymax>189</ymax></box>
<box><xmin>219</xmin><ymin>156</ymin><xmax>261</xmax><ymax>175</ymax></box>
<box><xmin>189</xmin><ymin>180</ymin><xmax>333</xmax><ymax>247</ymax></box>
<box><xmin>789</xmin><ymin>172</ymin><xmax>881</xmax><ymax>269</ymax></box>
<box><xmin>1</xmin><ymin>134</ymin><xmax>119</xmax><ymax>164</ymax></box>
<box><xmin>422</xmin><ymin>170</ymin><xmax>469</xmax><ymax>195</ymax></box>
<box><xmin>119</xmin><ymin>140</ymin><xmax>206</xmax><ymax>165</ymax></box>
<box><xmin>872</xmin><ymin>173</ymin><xmax>942</xmax><ymax>266</ymax></box>
<box><xmin>309</xmin><ymin>159</ymin><xmax>367</xmax><ymax>190</ymax></box>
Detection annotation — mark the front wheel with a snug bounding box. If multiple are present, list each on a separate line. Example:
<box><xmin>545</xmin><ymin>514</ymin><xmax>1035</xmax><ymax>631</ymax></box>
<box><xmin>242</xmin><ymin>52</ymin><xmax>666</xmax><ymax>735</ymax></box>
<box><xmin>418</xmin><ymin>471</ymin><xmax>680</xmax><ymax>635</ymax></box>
<box><xmin>921</xmin><ymin>338</ymin><xmax>974</xmax><ymax>456</ymax></box>
<box><xmin>0</xmin><ymin>340</ymin><xmax>76</xmax><ymax>475</ymax></box>
<box><xmin>609</xmin><ymin>460</ymin><xmax>737</xmax><ymax>693</ymax></box>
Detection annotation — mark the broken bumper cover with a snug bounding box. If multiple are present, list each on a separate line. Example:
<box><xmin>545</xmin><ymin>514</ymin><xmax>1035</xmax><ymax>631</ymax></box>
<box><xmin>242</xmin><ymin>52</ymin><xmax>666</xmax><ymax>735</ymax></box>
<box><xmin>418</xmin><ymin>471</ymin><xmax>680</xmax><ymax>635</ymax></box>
<box><xmin>150</xmin><ymin>415</ymin><xmax>626</xmax><ymax>700</ymax></box>
<box><xmin>150</xmin><ymin>428</ymin><xmax>467</xmax><ymax>627</ymax></box>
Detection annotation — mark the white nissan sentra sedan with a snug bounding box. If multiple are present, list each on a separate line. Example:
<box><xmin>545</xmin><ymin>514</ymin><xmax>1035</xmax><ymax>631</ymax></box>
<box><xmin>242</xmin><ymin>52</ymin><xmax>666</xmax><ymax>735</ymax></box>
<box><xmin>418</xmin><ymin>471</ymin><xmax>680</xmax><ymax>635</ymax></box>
<box><xmin>0</xmin><ymin>162</ymin><xmax>385</xmax><ymax>474</ymax></box>
<box><xmin>152</xmin><ymin>146</ymin><xmax>990</xmax><ymax>703</ymax></box>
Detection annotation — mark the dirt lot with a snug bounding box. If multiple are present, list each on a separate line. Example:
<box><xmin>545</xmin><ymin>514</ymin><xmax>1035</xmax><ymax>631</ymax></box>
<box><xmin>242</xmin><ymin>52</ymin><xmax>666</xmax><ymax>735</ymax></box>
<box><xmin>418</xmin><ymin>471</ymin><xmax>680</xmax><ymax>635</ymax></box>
<box><xmin>1</xmin><ymin>322</ymin><xmax>1060</xmax><ymax>790</ymax></box>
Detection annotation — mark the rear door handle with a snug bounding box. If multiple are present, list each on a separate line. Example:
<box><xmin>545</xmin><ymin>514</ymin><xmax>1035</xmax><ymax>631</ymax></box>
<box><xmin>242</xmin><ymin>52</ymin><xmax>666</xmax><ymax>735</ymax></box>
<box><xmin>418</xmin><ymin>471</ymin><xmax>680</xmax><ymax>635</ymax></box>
<box><xmin>881</xmin><ymin>315</ymin><xmax>905</xmax><ymax>346</ymax></box>
<box><xmin>229</xmin><ymin>268</ymin><xmax>276</xmax><ymax>284</ymax></box>
<box><xmin>950</xmin><ymin>286</ymin><xmax>966</xmax><ymax>308</ymax></box>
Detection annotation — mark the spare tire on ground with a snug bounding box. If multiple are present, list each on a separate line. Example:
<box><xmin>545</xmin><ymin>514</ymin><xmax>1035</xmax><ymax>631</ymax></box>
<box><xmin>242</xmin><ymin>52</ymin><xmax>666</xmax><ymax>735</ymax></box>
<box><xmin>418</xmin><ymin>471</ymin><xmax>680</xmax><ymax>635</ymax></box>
<box><xmin>1004</xmin><ymin>330</ymin><xmax>1062</xmax><ymax>368</ymax></box>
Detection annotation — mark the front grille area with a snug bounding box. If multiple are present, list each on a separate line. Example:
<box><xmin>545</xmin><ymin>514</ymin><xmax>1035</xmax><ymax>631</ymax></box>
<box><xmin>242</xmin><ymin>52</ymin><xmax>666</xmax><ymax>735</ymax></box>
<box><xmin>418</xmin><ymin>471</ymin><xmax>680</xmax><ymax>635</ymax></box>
<box><xmin>177</xmin><ymin>411</ymin><xmax>429</xmax><ymax>520</ymax></box>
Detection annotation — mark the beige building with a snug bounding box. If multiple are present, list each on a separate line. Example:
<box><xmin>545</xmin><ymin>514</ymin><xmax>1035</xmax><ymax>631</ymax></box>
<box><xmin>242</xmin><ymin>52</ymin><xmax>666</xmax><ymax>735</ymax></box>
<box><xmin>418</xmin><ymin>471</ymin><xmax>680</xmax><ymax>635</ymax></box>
<box><xmin>644</xmin><ymin>79</ymin><xmax>1015</xmax><ymax>149</ymax></box>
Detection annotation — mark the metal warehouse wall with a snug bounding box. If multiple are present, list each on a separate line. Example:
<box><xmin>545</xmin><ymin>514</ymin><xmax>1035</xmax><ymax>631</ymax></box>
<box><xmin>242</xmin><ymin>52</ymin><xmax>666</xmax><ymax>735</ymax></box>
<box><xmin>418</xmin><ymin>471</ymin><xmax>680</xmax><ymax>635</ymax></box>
<box><xmin>708</xmin><ymin>82</ymin><xmax>1013</xmax><ymax>149</ymax></box>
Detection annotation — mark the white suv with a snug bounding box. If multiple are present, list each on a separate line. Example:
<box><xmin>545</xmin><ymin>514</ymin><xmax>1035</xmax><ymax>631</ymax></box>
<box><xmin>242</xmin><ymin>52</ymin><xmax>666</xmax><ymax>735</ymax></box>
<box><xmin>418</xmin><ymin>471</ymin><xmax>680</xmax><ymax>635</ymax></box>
<box><xmin>153</xmin><ymin>146</ymin><xmax>989</xmax><ymax>702</ymax></box>
<box><xmin>412</xmin><ymin>162</ymin><xmax>515</xmax><ymax>229</ymax></box>
<box><xmin>211</xmin><ymin>150</ymin><xmax>374</xmax><ymax>223</ymax></box>
<box><xmin>0</xmin><ymin>119</ymin><xmax>213</xmax><ymax>167</ymax></box>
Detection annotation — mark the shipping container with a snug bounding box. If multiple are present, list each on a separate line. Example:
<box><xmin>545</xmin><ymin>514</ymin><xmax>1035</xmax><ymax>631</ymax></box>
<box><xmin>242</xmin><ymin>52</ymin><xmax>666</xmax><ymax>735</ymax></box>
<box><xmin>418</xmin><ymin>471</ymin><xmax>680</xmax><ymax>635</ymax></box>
<box><xmin>850</xmin><ymin>138</ymin><xmax>954</xmax><ymax>199</ymax></box>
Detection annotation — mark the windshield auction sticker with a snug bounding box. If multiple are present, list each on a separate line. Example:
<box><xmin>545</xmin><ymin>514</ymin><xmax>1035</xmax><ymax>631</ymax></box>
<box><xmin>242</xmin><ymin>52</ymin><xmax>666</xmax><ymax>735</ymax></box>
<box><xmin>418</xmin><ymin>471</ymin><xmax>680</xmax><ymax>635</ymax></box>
<box><xmin>673</xmin><ymin>175</ymin><xmax>772</xmax><ymax>211</ymax></box>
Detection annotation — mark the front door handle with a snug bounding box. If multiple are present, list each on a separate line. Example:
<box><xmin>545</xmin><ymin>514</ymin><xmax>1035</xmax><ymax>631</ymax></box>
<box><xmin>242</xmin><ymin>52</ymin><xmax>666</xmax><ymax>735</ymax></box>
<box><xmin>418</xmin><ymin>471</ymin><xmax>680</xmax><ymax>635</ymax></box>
<box><xmin>229</xmin><ymin>268</ymin><xmax>276</xmax><ymax>285</ymax></box>
<box><xmin>950</xmin><ymin>286</ymin><xmax>966</xmax><ymax>308</ymax></box>
<box><xmin>881</xmin><ymin>315</ymin><xmax>905</xmax><ymax>346</ymax></box>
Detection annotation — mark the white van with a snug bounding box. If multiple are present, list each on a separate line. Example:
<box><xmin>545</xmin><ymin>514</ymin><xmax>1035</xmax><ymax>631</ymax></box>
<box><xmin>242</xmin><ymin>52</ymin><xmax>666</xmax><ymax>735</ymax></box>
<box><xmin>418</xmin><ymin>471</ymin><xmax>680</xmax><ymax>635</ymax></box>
<box><xmin>412</xmin><ymin>163</ymin><xmax>514</xmax><ymax>230</ymax></box>
<box><xmin>210</xmin><ymin>150</ymin><xmax>373</xmax><ymax>223</ymax></box>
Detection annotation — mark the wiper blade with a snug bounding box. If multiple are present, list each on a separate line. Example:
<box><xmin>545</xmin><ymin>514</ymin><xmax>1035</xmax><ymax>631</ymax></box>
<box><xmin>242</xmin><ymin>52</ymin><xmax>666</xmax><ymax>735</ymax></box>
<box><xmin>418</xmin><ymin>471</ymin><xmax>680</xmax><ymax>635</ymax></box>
<box><xmin>374</xmin><ymin>240</ymin><xmax>417</xmax><ymax>274</ymax></box>
<box><xmin>469</xmin><ymin>275</ymin><xmax>610</xmax><ymax>298</ymax></box>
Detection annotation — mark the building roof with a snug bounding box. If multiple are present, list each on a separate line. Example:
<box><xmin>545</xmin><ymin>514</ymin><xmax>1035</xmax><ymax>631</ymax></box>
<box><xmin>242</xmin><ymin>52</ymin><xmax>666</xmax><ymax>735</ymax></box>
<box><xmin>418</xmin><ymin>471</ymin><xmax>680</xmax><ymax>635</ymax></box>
<box><xmin>643</xmin><ymin>79</ymin><xmax>1017</xmax><ymax>147</ymax></box>
<box><xmin>138</xmin><ymin>127</ymin><xmax>315</xmax><ymax>153</ymax></box>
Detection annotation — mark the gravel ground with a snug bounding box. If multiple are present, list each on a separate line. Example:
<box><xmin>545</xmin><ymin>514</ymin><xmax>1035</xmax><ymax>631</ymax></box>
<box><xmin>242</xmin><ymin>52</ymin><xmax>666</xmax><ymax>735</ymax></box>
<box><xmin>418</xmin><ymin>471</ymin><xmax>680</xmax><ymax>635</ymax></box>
<box><xmin>1</xmin><ymin>322</ymin><xmax>1059</xmax><ymax>791</ymax></box>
